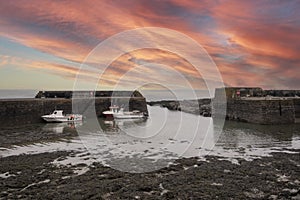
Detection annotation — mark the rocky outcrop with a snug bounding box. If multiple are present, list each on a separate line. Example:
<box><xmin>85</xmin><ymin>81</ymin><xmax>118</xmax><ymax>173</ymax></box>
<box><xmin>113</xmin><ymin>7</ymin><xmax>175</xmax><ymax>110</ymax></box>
<box><xmin>148</xmin><ymin>99</ymin><xmax>212</xmax><ymax>117</ymax></box>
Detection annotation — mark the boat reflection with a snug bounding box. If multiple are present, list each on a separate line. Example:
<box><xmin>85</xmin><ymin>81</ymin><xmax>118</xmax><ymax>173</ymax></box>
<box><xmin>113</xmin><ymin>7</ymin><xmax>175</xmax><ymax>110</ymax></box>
<box><xmin>99</xmin><ymin>118</ymin><xmax>147</xmax><ymax>133</ymax></box>
<box><xmin>42</xmin><ymin>122</ymin><xmax>83</xmax><ymax>134</ymax></box>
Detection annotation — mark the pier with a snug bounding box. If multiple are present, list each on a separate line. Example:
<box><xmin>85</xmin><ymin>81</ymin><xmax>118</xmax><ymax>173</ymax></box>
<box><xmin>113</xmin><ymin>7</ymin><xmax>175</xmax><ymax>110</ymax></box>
<box><xmin>213</xmin><ymin>87</ymin><xmax>300</xmax><ymax>124</ymax></box>
<box><xmin>0</xmin><ymin>91</ymin><xmax>148</xmax><ymax>126</ymax></box>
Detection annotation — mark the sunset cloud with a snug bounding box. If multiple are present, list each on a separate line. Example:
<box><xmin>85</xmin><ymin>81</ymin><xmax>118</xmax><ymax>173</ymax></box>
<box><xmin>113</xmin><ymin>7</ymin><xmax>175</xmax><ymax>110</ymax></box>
<box><xmin>0</xmin><ymin>0</ymin><xmax>299</xmax><ymax>89</ymax></box>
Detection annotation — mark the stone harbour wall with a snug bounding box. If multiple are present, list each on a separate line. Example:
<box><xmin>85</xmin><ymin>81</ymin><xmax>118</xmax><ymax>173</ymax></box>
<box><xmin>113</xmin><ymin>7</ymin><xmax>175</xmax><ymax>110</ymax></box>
<box><xmin>0</xmin><ymin>97</ymin><xmax>148</xmax><ymax>126</ymax></box>
<box><xmin>264</xmin><ymin>90</ymin><xmax>300</xmax><ymax>97</ymax></box>
<box><xmin>293</xmin><ymin>99</ymin><xmax>300</xmax><ymax>119</ymax></box>
<box><xmin>213</xmin><ymin>99</ymin><xmax>295</xmax><ymax>124</ymax></box>
<box><xmin>35</xmin><ymin>90</ymin><xmax>143</xmax><ymax>98</ymax></box>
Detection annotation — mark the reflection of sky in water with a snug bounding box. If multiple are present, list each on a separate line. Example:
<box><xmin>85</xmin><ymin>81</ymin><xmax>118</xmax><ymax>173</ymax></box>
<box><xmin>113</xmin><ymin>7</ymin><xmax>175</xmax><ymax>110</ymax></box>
<box><xmin>0</xmin><ymin>106</ymin><xmax>299</xmax><ymax>173</ymax></box>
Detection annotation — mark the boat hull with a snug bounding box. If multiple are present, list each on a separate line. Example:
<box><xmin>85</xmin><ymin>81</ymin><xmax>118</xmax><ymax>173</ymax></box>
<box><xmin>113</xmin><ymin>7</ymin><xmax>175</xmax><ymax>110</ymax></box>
<box><xmin>103</xmin><ymin>113</ymin><xmax>114</xmax><ymax>118</ymax></box>
<box><xmin>42</xmin><ymin>115</ymin><xmax>82</xmax><ymax>123</ymax></box>
<box><xmin>102</xmin><ymin>107</ymin><xmax>146</xmax><ymax>119</ymax></box>
<box><xmin>113</xmin><ymin>114</ymin><xmax>144</xmax><ymax>119</ymax></box>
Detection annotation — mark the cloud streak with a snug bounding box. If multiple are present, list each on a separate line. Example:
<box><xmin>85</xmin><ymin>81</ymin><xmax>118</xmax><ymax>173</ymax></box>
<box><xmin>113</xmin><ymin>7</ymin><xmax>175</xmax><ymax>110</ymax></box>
<box><xmin>0</xmin><ymin>0</ymin><xmax>299</xmax><ymax>89</ymax></box>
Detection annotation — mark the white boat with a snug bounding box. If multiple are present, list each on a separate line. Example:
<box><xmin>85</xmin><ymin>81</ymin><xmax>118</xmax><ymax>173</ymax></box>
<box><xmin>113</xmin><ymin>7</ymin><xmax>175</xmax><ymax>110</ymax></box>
<box><xmin>102</xmin><ymin>106</ymin><xmax>145</xmax><ymax>119</ymax></box>
<box><xmin>102</xmin><ymin>105</ymin><xmax>119</xmax><ymax>118</ymax></box>
<box><xmin>114</xmin><ymin>108</ymin><xmax>145</xmax><ymax>119</ymax></box>
<box><xmin>42</xmin><ymin>110</ymin><xmax>83</xmax><ymax>122</ymax></box>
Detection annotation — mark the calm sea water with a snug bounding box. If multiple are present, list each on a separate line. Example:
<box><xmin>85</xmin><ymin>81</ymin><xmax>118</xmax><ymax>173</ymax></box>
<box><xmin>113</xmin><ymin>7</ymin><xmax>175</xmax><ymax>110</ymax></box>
<box><xmin>0</xmin><ymin>89</ymin><xmax>37</xmax><ymax>99</ymax></box>
<box><xmin>0</xmin><ymin>105</ymin><xmax>299</xmax><ymax>173</ymax></box>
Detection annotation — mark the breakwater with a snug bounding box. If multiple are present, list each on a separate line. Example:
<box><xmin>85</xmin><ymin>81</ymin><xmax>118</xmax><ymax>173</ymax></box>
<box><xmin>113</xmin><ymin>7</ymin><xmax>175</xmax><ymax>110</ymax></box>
<box><xmin>148</xmin><ymin>87</ymin><xmax>300</xmax><ymax>124</ymax></box>
<box><xmin>213</xmin><ymin>98</ymin><xmax>297</xmax><ymax>124</ymax></box>
<box><xmin>213</xmin><ymin>87</ymin><xmax>300</xmax><ymax>124</ymax></box>
<box><xmin>0</xmin><ymin>91</ymin><xmax>147</xmax><ymax>126</ymax></box>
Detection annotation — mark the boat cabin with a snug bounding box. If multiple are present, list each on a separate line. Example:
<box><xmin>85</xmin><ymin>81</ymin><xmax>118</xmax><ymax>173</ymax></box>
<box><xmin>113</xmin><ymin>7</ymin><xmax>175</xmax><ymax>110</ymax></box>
<box><xmin>51</xmin><ymin>110</ymin><xmax>64</xmax><ymax>116</ymax></box>
<box><xmin>109</xmin><ymin>106</ymin><xmax>119</xmax><ymax>113</ymax></box>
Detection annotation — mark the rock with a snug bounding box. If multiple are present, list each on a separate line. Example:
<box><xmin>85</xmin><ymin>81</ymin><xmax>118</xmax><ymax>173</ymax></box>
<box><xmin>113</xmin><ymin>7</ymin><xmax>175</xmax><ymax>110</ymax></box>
<box><xmin>147</xmin><ymin>99</ymin><xmax>212</xmax><ymax>117</ymax></box>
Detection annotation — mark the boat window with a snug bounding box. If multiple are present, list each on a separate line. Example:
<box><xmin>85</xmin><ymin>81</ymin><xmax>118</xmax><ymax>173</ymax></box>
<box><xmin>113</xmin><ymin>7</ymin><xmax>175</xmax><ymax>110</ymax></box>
<box><xmin>54</xmin><ymin>111</ymin><xmax>57</xmax><ymax>114</ymax></box>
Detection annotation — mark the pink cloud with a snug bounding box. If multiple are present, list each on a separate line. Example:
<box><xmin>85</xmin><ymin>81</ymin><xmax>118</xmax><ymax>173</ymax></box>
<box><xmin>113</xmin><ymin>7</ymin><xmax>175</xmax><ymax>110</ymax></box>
<box><xmin>0</xmin><ymin>0</ymin><xmax>299</xmax><ymax>89</ymax></box>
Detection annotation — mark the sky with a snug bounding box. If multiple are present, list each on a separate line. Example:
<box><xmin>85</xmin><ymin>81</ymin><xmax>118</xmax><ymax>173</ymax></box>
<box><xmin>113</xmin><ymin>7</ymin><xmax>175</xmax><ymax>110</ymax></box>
<box><xmin>0</xmin><ymin>0</ymin><xmax>299</xmax><ymax>90</ymax></box>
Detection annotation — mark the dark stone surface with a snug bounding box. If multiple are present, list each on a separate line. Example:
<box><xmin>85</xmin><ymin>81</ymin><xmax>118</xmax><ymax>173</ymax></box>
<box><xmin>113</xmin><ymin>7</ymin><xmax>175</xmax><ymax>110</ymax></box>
<box><xmin>293</xmin><ymin>99</ymin><xmax>300</xmax><ymax>119</ymax></box>
<box><xmin>213</xmin><ymin>99</ymin><xmax>295</xmax><ymax>124</ymax></box>
<box><xmin>0</xmin><ymin>150</ymin><xmax>299</xmax><ymax>199</ymax></box>
<box><xmin>213</xmin><ymin>87</ymin><xmax>300</xmax><ymax>124</ymax></box>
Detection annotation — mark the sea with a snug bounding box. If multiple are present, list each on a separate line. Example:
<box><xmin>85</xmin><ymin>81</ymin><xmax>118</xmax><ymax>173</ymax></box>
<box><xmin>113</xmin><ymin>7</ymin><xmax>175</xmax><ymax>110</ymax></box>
<box><xmin>0</xmin><ymin>89</ymin><xmax>299</xmax><ymax>173</ymax></box>
<box><xmin>0</xmin><ymin>89</ymin><xmax>37</xmax><ymax>99</ymax></box>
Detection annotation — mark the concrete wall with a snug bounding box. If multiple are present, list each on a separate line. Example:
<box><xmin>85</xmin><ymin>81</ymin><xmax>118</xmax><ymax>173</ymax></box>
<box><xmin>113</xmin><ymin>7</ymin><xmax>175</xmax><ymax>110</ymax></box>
<box><xmin>293</xmin><ymin>99</ymin><xmax>300</xmax><ymax>120</ymax></box>
<box><xmin>260</xmin><ymin>100</ymin><xmax>295</xmax><ymax>124</ymax></box>
<box><xmin>213</xmin><ymin>87</ymin><xmax>300</xmax><ymax>124</ymax></box>
<box><xmin>0</xmin><ymin>97</ymin><xmax>148</xmax><ymax>126</ymax></box>
<box><xmin>35</xmin><ymin>90</ymin><xmax>143</xmax><ymax>98</ymax></box>
<box><xmin>213</xmin><ymin>99</ymin><xmax>295</xmax><ymax>124</ymax></box>
<box><xmin>215</xmin><ymin>87</ymin><xmax>264</xmax><ymax>100</ymax></box>
<box><xmin>264</xmin><ymin>90</ymin><xmax>300</xmax><ymax>97</ymax></box>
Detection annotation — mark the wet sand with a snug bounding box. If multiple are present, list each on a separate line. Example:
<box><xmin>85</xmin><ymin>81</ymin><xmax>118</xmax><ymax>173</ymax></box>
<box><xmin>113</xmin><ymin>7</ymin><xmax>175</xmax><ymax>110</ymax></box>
<box><xmin>0</xmin><ymin>149</ymin><xmax>299</xmax><ymax>199</ymax></box>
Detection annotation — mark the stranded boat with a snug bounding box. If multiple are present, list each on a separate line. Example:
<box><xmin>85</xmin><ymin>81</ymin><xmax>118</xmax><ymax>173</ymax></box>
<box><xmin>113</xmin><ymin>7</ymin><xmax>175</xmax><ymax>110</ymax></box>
<box><xmin>41</xmin><ymin>110</ymin><xmax>83</xmax><ymax>122</ymax></box>
<box><xmin>102</xmin><ymin>106</ymin><xmax>146</xmax><ymax>119</ymax></box>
